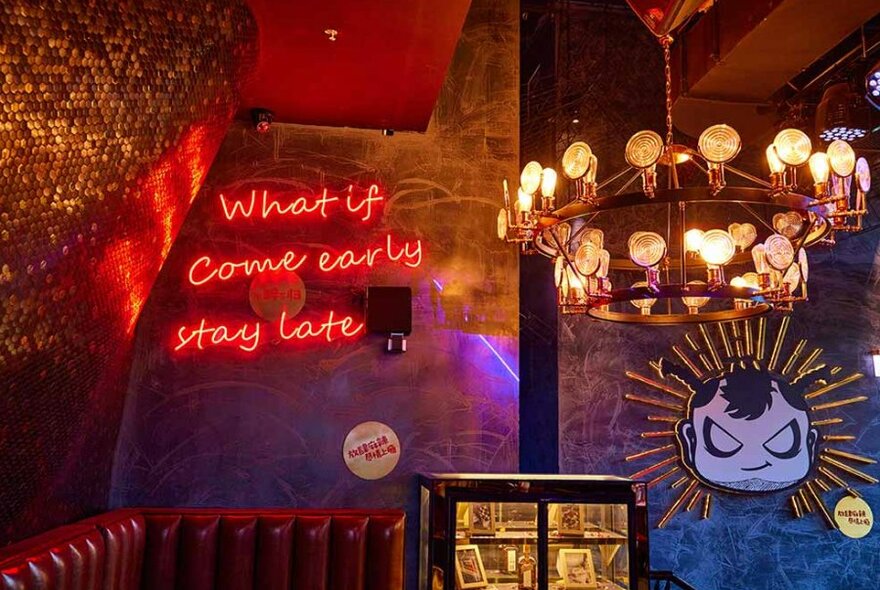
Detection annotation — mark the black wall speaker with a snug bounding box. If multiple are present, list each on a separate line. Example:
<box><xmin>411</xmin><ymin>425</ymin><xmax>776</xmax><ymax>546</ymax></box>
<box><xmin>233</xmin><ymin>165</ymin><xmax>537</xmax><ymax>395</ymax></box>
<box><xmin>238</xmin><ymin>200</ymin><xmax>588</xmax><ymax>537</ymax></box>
<box><xmin>365</xmin><ymin>286</ymin><xmax>412</xmax><ymax>335</ymax></box>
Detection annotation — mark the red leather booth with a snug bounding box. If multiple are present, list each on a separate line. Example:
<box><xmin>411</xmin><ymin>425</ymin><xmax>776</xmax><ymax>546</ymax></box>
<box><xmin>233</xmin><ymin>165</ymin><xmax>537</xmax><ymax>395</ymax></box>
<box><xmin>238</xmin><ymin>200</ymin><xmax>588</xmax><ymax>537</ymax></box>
<box><xmin>0</xmin><ymin>508</ymin><xmax>405</xmax><ymax>590</ymax></box>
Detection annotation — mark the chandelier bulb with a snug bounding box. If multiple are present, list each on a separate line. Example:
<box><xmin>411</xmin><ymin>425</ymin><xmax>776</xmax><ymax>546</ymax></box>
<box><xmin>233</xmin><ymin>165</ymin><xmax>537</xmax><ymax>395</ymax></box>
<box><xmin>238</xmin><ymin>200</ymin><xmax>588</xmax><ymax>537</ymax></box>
<box><xmin>765</xmin><ymin>145</ymin><xmax>786</xmax><ymax>175</ymax></box>
<box><xmin>517</xmin><ymin>188</ymin><xmax>534</xmax><ymax>213</ymax></box>
<box><xmin>520</xmin><ymin>161</ymin><xmax>543</xmax><ymax>195</ymax></box>
<box><xmin>684</xmin><ymin>229</ymin><xmax>705</xmax><ymax>254</ymax></box>
<box><xmin>541</xmin><ymin>167</ymin><xmax>558</xmax><ymax>198</ymax></box>
<box><xmin>809</xmin><ymin>152</ymin><xmax>830</xmax><ymax>184</ymax></box>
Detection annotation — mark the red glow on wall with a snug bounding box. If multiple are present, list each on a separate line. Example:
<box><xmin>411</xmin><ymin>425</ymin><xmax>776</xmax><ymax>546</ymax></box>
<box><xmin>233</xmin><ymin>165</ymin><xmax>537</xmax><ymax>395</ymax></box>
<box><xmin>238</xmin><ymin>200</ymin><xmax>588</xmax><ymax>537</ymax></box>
<box><xmin>219</xmin><ymin>184</ymin><xmax>383</xmax><ymax>223</ymax></box>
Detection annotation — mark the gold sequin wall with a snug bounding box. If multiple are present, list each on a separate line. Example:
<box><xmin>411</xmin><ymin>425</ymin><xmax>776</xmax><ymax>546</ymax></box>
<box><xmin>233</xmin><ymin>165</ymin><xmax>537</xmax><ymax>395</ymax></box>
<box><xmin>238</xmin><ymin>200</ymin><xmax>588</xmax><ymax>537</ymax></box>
<box><xmin>0</xmin><ymin>1</ymin><xmax>256</xmax><ymax>542</ymax></box>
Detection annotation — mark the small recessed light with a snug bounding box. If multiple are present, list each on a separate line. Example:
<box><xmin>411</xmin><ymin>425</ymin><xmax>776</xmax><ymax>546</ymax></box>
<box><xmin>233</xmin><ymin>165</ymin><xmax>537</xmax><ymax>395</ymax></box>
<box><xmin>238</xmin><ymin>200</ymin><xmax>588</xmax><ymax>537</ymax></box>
<box><xmin>324</xmin><ymin>28</ymin><xmax>338</xmax><ymax>41</ymax></box>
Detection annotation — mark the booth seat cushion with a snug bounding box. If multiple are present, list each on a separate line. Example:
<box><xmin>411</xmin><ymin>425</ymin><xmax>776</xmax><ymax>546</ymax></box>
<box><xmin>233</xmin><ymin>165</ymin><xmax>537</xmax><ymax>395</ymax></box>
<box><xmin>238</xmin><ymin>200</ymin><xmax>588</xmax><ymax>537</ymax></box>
<box><xmin>0</xmin><ymin>525</ymin><xmax>105</xmax><ymax>590</ymax></box>
<box><xmin>130</xmin><ymin>509</ymin><xmax>405</xmax><ymax>590</ymax></box>
<box><xmin>77</xmin><ymin>510</ymin><xmax>145</xmax><ymax>590</ymax></box>
<box><xmin>0</xmin><ymin>508</ymin><xmax>404</xmax><ymax>590</ymax></box>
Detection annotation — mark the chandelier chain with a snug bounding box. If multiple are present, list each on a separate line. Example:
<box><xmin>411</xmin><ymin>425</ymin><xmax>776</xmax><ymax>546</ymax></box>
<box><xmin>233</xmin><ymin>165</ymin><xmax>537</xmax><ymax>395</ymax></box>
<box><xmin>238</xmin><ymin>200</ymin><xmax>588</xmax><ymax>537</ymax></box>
<box><xmin>662</xmin><ymin>36</ymin><xmax>674</xmax><ymax>147</ymax></box>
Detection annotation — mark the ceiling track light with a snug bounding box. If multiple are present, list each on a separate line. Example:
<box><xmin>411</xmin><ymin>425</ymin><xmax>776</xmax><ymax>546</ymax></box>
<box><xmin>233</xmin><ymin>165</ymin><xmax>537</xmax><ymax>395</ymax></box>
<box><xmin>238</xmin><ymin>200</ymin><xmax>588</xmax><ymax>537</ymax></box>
<box><xmin>496</xmin><ymin>37</ymin><xmax>872</xmax><ymax>326</ymax></box>
<box><xmin>816</xmin><ymin>81</ymin><xmax>870</xmax><ymax>143</ymax></box>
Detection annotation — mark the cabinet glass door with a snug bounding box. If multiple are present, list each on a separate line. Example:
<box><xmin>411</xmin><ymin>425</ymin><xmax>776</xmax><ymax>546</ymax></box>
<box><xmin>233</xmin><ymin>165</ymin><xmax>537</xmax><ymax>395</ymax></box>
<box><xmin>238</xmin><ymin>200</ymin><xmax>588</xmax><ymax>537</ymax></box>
<box><xmin>453</xmin><ymin>501</ymin><xmax>539</xmax><ymax>590</ymax></box>
<box><xmin>546</xmin><ymin>503</ymin><xmax>630</xmax><ymax>590</ymax></box>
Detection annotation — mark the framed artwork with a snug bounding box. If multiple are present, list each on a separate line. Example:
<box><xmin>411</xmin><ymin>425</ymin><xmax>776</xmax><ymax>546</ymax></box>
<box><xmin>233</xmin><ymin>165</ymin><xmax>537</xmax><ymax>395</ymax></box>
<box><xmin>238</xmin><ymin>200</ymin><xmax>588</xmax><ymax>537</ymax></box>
<box><xmin>468</xmin><ymin>502</ymin><xmax>495</xmax><ymax>535</ymax></box>
<box><xmin>557</xmin><ymin>503</ymin><xmax>586</xmax><ymax>536</ymax></box>
<box><xmin>454</xmin><ymin>545</ymin><xmax>489</xmax><ymax>589</ymax></box>
<box><xmin>558</xmin><ymin>548</ymin><xmax>597</xmax><ymax>589</ymax></box>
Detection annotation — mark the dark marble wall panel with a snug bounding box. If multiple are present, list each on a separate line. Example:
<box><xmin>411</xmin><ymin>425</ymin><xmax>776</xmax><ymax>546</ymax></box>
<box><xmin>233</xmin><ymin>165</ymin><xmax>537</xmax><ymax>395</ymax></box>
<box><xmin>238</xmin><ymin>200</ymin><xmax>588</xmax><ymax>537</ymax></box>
<box><xmin>554</xmin><ymin>8</ymin><xmax>880</xmax><ymax>590</ymax></box>
<box><xmin>0</xmin><ymin>0</ymin><xmax>256</xmax><ymax>543</ymax></box>
<box><xmin>110</xmin><ymin>1</ymin><xmax>519</xmax><ymax>587</ymax></box>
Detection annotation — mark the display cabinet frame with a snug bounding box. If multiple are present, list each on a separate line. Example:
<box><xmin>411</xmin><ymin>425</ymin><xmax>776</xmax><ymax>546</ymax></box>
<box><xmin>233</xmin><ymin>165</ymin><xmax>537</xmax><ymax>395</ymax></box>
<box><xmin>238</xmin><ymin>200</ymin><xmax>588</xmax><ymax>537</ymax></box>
<box><xmin>419</xmin><ymin>474</ymin><xmax>649</xmax><ymax>590</ymax></box>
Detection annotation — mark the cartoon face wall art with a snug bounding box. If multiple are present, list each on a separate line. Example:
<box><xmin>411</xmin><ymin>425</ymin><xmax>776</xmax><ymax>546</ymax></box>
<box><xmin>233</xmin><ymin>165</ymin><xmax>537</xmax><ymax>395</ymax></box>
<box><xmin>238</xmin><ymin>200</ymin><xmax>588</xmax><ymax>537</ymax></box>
<box><xmin>661</xmin><ymin>359</ymin><xmax>825</xmax><ymax>493</ymax></box>
<box><xmin>621</xmin><ymin>317</ymin><xmax>874</xmax><ymax>529</ymax></box>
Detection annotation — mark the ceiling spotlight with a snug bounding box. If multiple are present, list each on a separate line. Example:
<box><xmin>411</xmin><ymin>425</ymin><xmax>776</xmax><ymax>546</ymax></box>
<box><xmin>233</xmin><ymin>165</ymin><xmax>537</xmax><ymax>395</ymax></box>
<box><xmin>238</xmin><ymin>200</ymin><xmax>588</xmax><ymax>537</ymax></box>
<box><xmin>815</xmin><ymin>82</ymin><xmax>869</xmax><ymax>143</ymax></box>
<box><xmin>251</xmin><ymin>108</ymin><xmax>274</xmax><ymax>133</ymax></box>
<box><xmin>865</xmin><ymin>59</ymin><xmax>880</xmax><ymax>110</ymax></box>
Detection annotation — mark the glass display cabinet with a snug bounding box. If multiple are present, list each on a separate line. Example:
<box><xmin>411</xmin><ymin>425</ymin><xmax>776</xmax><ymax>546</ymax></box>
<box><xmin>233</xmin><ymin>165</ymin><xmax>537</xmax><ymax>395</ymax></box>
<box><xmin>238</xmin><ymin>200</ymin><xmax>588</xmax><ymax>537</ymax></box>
<box><xmin>419</xmin><ymin>474</ymin><xmax>649</xmax><ymax>590</ymax></box>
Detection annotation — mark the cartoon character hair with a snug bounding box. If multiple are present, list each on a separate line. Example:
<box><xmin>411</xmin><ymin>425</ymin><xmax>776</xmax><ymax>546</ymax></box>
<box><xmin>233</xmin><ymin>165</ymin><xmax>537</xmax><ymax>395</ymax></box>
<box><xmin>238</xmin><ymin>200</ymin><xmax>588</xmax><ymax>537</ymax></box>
<box><xmin>659</xmin><ymin>358</ymin><xmax>833</xmax><ymax>419</ymax></box>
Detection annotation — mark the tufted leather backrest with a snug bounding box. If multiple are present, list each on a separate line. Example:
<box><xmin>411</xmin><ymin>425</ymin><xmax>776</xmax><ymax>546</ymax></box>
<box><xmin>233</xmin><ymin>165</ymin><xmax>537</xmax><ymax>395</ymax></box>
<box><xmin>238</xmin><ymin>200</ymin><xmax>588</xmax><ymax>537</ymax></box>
<box><xmin>134</xmin><ymin>509</ymin><xmax>405</xmax><ymax>590</ymax></box>
<box><xmin>0</xmin><ymin>525</ymin><xmax>106</xmax><ymax>590</ymax></box>
<box><xmin>0</xmin><ymin>508</ymin><xmax>404</xmax><ymax>590</ymax></box>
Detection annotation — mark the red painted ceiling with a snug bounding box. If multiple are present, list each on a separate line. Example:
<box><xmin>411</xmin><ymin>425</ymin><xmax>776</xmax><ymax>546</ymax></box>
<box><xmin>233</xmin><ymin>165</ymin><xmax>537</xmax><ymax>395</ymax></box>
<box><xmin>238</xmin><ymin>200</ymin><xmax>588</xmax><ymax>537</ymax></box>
<box><xmin>239</xmin><ymin>0</ymin><xmax>472</xmax><ymax>131</ymax></box>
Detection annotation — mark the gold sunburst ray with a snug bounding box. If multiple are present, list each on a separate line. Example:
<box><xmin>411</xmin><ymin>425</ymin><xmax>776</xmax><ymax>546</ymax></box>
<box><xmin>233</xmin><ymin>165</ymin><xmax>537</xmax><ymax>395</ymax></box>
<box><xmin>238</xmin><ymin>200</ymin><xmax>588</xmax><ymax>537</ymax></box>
<box><xmin>795</xmin><ymin>348</ymin><xmax>823</xmax><ymax>377</ymax></box>
<box><xmin>670</xmin><ymin>476</ymin><xmax>689</xmax><ymax>489</ymax></box>
<box><xmin>811</xmin><ymin>417</ymin><xmax>843</xmax><ymax>427</ymax></box>
<box><xmin>672</xmin><ymin>345</ymin><xmax>703</xmax><ymax>378</ymax></box>
<box><xmin>685</xmin><ymin>489</ymin><xmax>704</xmax><ymax>512</ymax></box>
<box><xmin>803</xmin><ymin>373</ymin><xmax>865</xmax><ymax>399</ymax></box>
<box><xmin>781</xmin><ymin>339</ymin><xmax>807</xmax><ymax>375</ymax></box>
<box><xmin>817</xmin><ymin>466</ymin><xmax>863</xmax><ymax>497</ymax></box>
<box><xmin>823</xmin><ymin>434</ymin><xmax>856</xmax><ymax>442</ymax></box>
<box><xmin>805</xmin><ymin>482</ymin><xmax>836</xmax><ymax>529</ymax></box>
<box><xmin>768</xmin><ymin>315</ymin><xmax>790</xmax><ymax>370</ymax></box>
<box><xmin>624</xmin><ymin>394</ymin><xmax>684</xmax><ymax>413</ymax></box>
<box><xmin>625</xmin><ymin>444</ymin><xmax>676</xmax><ymax>462</ymax></box>
<box><xmin>756</xmin><ymin>316</ymin><xmax>767</xmax><ymax>360</ymax></box>
<box><xmin>698</xmin><ymin>324</ymin><xmax>722</xmax><ymax>369</ymax></box>
<box><xmin>640</xmin><ymin>430</ymin><xmax>676</xmax><ymax>438</ymax></box>
<box><xmin>823</xmin><ymin>448</ymin><xmax>877</xmax><ymax>465</ymax></box>
<box><xmin>820</xmin><ymin>455</ymin><xmax>879</xmax><ymax>484</ymax></box>
<box><xmin>647</xmin><ymin>466</ymin><xmax>680</xmax><ymax>488</ymax></box>
<box><xmin>810</xmin><ymin>396</ymin><xmax>868</xmax><ymax>412</ymax></box>
<box><xmin>625</xmin><ymin>371</ymin><xmax>689</xmax><ymax>400</ymax></box>
<box><xmin>701</xmin><ymin>493</ymin><xmax>713</xmax><ymax>520</ymax></box>
<box><xmin>717</xmin><ymin>322</ymin><xmax>733</xmax><ymax>358</ymax></box>
<box><xmin>657</xmin><ymin>480</ymin><xmax>699</xmax><ymax>528</ymax></box>
<box><xmin>647</xmin><ymin>415</ymin><xmax>680</xmax><ymax>423</ymax></box>
<box><xmin>790</xmin><ymin>495</ymin><xmax>803</xmax><ymax>518</ymax></box>
<box><xmin>798</xmin><ymin>487</ymin><xmax>813</xmax><ymax>513</ymax></box>
<box><xmin>630</xmin><ymin>455</ymin><xmax>678</xmax><ymax>479</ymax></box>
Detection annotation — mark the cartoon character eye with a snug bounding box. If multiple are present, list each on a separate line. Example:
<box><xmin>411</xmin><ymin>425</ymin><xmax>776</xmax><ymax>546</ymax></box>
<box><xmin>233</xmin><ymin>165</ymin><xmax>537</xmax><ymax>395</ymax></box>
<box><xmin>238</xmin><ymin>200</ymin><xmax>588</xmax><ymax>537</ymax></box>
<box><xmin>702</xmin><ymin>417</ymin><xmax>743</xmax><ymax>458</ymax></box>
<box><xmin>763</xmin><ymin>419</ymin><xmax>801</xmax><ymax>459</ymax></box>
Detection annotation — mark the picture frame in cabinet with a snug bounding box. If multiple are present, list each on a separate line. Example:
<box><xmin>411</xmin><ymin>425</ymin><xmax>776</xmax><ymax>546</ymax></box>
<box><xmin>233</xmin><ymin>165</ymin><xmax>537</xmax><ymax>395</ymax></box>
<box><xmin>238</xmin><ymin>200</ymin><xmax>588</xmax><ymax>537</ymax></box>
<box><xmin>454</xmin><ymin>544</ymin><xmax>489</xmax><ymax>589</ymax></box>
<box><xmin>557</xmin><ymin>548</ymin><xmax>597</xmax><ymax>589</ymax></box>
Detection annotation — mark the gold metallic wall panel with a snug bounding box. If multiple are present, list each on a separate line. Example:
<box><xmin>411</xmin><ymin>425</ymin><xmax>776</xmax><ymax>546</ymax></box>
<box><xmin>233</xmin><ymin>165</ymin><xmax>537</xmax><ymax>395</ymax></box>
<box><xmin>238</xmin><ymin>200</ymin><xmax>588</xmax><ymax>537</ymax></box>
<box><xmin>0</xmin><ymin>0</ymin><xmax>256</xmax><ymax>542</ymax></box>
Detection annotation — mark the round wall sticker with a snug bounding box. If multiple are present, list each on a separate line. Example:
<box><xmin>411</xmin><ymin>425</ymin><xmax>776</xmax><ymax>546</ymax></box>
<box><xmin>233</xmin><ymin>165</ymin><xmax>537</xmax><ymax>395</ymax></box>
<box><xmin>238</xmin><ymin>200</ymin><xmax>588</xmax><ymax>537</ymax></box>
<box><xmin>249</xmin><ymin>271</ymin><xmax>306</xmax><ymax>321</ymax></box>
<box><xmin>834</xmin><ymin>495</ymin><xmax>873</xmax><ymax>539</ymax></box>
<box><xmin>343</xmin><ymin>421</ymin><xmax>401</xmax><ymax>480</ymax></box>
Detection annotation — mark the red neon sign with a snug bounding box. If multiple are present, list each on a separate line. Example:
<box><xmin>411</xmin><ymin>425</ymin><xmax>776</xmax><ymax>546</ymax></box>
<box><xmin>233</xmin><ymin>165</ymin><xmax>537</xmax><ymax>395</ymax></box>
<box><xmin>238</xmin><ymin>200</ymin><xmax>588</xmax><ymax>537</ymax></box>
<box><xmin>173</xmin><ymin>180</ymin><xmax>420</xmax><ymax>355</ymax></box>
<box><xmin>187</xmin><ymin>234</ymin><xmax>422</xmax><ymax>287</ymax></box>
<box><xmin>174</xmin><ymin>318</ymin><xmax>262</xmax><ymax>353</ymax></box>
<box><xmin>188</xmin><ymin>249</ymin><xmax>309</xmax><ymax>286</ymax></box>
<box><xmin>318</xmin><ymin>234</ymin><xmax>422</xmax><ymax>272</ymax></box>
<box><xmin>278</xmin><ymin>310</ymin><xmax>364</xmax><ymax>342</ymax></box>
<box><xmin>173</xmin><ymin>310</ymin><xmax>364</xmax><ymax>353</ymax></box>
<box><xmin>219</xmin><ymin>184</ymin><xmax>383</xmax><ymax>223</ymax></box>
